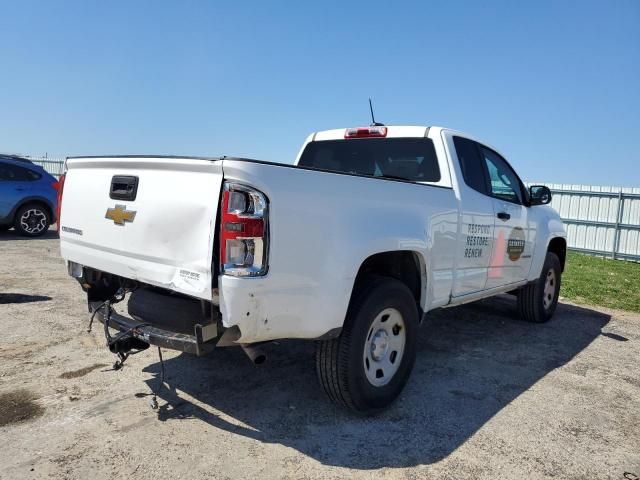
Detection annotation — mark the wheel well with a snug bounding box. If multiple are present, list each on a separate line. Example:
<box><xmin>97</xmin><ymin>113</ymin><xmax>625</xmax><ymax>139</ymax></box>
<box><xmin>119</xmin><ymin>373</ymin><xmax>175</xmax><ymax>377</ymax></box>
<box><xmin>354</xmin><ymin>251</ymin><xmax>423</xmax><ymax>307</ymax></box>
<box><xmin>547</xmin><ymin>237</ymin><xmax>567</xmax><ymax>272</ymax></box>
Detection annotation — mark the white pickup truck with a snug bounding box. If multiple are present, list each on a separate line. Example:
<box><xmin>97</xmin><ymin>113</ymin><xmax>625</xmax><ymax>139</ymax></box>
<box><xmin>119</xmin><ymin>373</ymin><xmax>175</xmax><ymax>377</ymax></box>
<box><xmin>59</xmin><ymin>125</ymin><xmax>566</xmax><ymax>413</ymax></box>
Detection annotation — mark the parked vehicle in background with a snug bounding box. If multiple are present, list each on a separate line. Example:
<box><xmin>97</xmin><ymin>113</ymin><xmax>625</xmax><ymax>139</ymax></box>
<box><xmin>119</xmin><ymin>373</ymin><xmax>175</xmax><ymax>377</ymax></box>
<box><xmin>59</xmin><ymin>125</ymin><xmax>566</xmax><ymax>413</ymax></box>
<box><xmin>0</xmin><ymin>155</ymin><xmax>59</xmax><ymax>236</ymax></box>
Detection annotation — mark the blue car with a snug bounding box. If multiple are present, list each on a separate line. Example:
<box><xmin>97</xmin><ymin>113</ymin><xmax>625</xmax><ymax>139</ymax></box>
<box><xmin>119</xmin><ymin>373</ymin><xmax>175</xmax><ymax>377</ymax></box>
<box><xmin>0</xmin><ymin>155</ymin><xmax>59</xmax><ymax>236</ymax></box>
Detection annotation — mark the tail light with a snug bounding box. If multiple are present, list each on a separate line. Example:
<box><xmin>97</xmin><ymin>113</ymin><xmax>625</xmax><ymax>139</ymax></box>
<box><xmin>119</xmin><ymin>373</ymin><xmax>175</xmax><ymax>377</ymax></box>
<box><xmin>220</xmin><ymin>182</ymin><xmax>269</xmax><ymax>277</ymax></box>
<box><xmin>56</xmin><ymin>173</ymin><xmax>65</xmax><ymax>232</ymax></box>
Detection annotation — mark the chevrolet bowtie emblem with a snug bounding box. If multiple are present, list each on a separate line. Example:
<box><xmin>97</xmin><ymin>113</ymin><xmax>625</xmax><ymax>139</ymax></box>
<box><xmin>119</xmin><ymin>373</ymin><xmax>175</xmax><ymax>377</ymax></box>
<box><xmin>105</xmin><ymin>204</ymin><xmax>137</xmax><ymax>226</ymax></box>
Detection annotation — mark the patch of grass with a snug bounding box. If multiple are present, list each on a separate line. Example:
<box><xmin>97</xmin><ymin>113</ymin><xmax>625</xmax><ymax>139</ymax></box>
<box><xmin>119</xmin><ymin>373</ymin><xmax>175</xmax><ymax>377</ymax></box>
<box><xmin>561</xmin><ymin>251</ymin><xmax>640</xmax><ymax>313</ymax></box>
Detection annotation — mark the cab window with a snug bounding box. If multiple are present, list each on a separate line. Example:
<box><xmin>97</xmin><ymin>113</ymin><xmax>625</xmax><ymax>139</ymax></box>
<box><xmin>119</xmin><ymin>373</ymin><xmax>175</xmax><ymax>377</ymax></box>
<box><xmin>480</xmin><ymin>147</ymin><xmax>522</xmax><ymax>204</ymax></box>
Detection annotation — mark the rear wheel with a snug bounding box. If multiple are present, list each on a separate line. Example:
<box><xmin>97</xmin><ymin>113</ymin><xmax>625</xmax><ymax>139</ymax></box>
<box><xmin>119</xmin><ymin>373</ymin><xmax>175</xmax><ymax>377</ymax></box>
<box><xmin>316</xmin><ymin>276</ymin><xmax>418</xmax><ymax>414</ymax></box>
<box><xmin>0</xmin><ymin>225</ymin><xmax>10</xmax><ymax>232</ymax></box>
<box><xmin>14</xmin><ymin>204</ymin><xmax>50</xmax><ymax>237</ymax></box>
<box><xmin>518</xmin><ymin>252</ymin><xmax>561</xmax><ymax>323</ymax></box>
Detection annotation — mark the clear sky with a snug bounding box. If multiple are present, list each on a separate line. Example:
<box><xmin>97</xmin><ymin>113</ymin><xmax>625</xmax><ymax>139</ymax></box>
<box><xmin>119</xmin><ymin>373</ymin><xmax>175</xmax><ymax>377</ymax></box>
<box><xmin>1</xmin><ymin>0</ymin><xmax>638</xmax><ymax>186</ymax></box>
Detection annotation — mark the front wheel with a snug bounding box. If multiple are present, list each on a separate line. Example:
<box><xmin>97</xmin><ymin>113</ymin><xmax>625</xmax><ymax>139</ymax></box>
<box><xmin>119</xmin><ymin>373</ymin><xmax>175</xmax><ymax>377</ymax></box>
<box><xmin>316</xmin><ymin>276</ymin><xmax>419</xmax><ymax>414</ymax></box>
<box><xmin>518</xmin><ymin>252</ymin><xmax>561</xmax><ymax>323</ymax></box>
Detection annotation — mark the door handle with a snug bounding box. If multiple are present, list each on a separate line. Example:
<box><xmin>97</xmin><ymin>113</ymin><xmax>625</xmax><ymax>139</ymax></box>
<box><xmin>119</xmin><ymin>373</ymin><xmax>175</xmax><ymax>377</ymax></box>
<box><xmin>110</xmin><ymin>175</ymin><xmax>139</xmax><ymax>201</ymax></box>
<box><xmin>497</xmin><ymin>212</ymin><xmax>511</xmax><ymax>221</ymax></box>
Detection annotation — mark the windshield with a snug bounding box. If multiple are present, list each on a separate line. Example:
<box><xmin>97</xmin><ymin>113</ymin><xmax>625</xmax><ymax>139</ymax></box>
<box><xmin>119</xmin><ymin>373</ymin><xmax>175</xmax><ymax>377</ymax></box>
<box><xmin>298</xmin><ymin>137</ymin><xmax>441</xmax><ymax>182</ymax></box>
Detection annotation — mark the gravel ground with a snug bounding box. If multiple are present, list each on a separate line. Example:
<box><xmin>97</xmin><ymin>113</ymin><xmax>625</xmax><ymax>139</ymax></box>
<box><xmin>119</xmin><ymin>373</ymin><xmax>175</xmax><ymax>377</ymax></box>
<box><xmin>1</xmin><ymin>230</ymin><xmax>639</xmax><ymax>480</ymax></box>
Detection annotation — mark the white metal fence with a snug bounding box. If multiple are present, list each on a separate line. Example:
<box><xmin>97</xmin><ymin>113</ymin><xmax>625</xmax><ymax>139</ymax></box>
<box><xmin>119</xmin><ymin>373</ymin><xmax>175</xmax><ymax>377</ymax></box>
<box><xmin>23</xmin><ymin>158</ymin><xmax>640</xmax><ymax>262</ymax></box>
<box><xmin>538</xmin><ymin>183</ymin><xmax>640</xmax><ymax>262</ymax></box>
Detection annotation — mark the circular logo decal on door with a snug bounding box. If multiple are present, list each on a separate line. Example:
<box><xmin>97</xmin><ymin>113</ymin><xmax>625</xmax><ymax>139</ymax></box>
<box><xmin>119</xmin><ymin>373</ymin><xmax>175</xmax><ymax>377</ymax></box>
<box><xmin>507</xmin><ymin>227</ymin><xmax>526</xmax><ymax>261</ymax></box>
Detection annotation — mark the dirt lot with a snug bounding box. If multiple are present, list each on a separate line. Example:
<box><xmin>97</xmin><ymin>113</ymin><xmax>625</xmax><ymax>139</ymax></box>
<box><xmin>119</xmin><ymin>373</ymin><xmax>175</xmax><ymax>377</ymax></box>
<box><xmin>1</xmin><ymin>230</ymin><xmax>639</xmax><ymax>480</ymax></box>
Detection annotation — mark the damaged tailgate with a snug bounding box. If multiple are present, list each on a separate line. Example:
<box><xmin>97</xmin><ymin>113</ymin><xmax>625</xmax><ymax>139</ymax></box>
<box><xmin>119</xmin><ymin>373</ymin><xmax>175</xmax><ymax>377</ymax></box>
<box><xmin>59</xmin><ymin>156</ymin><xmax>223</xmax><ymax>300</ymax></box>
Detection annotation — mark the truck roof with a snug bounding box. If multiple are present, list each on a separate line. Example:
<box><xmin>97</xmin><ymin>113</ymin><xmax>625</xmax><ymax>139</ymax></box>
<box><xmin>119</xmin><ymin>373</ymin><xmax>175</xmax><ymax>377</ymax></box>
<box><xmin>311</xmin><ymin>125</ymin><xmax>435</xmax><ymax>141</ymax></box>
<box><xmin>308</xmin><ymin>125</ymin><xmax>495</xmax><ymax>143</ymax></box>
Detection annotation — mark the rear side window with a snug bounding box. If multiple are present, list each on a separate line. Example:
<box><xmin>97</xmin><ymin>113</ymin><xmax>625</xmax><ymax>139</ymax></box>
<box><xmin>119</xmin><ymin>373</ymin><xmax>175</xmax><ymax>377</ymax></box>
<box><xmin>0</xmin><ymin>163</ymin><xmax>40</xmax><ymax>181</ymax></box>
<box><xmin>452</xmin><ymin>136</ymin><xmax>488</xmax><ymax>194</ymax></box>
<box><xmin>298</xmin><ymin>138</ymin><xmax>441</xmax><ymax>182</ymax></box>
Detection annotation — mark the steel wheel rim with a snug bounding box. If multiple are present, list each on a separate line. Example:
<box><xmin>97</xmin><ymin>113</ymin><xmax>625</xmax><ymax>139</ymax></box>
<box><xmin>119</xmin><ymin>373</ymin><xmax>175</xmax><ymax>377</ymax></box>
<box><xmin>543</xmin><ymin>268</ymin><xmax>556</xmax><ymax>310</ymax></box>
<box><xmin>20</xmin><ymin>209</ymin><xmax>47</xmax><ymax>234</ymax></box>
<box><xmin>363</xmin><ymin>307</ymin><xmax>406</xmax><ymax>387</ymax></box>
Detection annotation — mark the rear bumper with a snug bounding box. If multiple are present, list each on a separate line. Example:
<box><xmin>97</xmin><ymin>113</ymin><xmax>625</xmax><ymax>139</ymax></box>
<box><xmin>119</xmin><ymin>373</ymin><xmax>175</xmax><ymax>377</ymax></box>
<box><xmin>90</xmin><ymin>301</ymin><xmax>217</xmax><ymax>356</ymax></box>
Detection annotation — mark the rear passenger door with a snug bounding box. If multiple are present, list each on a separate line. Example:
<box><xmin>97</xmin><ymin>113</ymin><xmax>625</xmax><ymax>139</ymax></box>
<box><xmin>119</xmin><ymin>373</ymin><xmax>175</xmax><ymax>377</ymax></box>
<box><xmin>449</xmin><ymin>136</ymin><xmax>495</xmax><ymax>296</ymax></box>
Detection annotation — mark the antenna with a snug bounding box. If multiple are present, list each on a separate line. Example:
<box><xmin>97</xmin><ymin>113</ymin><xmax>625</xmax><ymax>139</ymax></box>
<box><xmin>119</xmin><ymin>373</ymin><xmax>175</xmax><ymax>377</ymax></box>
<box><xmin>368</xmin><ymin>98</ymin><xmax>384</xmax><ymax>126</ymax></box>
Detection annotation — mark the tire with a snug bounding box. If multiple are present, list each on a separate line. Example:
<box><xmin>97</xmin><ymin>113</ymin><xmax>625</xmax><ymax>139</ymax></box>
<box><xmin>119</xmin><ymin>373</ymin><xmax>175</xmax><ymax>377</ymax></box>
<box><xmin>518</xmin><ymin>252</ymin><xmax>561</xmax><ymax>323</ymax></box>
<box><xmin>0</xmin><ymin>225</ymin><xmax>10</xmax><ymax>232</ymax></box>
<box><xmin>316</xmin><ymin>276</ymin><xmax>419</xmax><ymax>414</ymax></box>
<box><xmin>14</xmin><ymin>203</ymin><xmax>51</xmax><ymax>237</ymax></box>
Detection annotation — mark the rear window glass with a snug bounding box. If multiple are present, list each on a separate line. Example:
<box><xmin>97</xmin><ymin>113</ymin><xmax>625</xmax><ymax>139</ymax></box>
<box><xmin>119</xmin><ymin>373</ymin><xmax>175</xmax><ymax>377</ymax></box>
<box><xmin>298</xmin><ymin>138</ymin><xmax>441</xmax><ymax>182</ymax></box>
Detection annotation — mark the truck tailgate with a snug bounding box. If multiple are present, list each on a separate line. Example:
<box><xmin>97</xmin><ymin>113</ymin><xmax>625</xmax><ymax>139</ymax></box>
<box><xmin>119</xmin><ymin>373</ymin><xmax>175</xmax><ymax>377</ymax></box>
<box><xmin>59</xmin><ymin>156</ymin><xmax>223</xmax><ymax>300</ymax></box>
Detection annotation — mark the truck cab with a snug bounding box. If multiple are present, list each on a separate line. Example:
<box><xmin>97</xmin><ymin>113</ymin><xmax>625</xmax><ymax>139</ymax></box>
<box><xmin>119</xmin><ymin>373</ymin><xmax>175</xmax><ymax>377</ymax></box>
<box><xmin>295</xmin><ymin>126</ymin><xmax>564</xmax><ymax>304</ymax></box>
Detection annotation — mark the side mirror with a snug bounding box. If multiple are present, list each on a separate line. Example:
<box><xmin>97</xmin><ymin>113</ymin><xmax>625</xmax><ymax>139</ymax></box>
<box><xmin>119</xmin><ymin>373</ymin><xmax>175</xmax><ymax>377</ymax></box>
<box><xmin>529</xmin><ymin>185</ymin><xmax>552</xmax><ymax>205</ymax></box>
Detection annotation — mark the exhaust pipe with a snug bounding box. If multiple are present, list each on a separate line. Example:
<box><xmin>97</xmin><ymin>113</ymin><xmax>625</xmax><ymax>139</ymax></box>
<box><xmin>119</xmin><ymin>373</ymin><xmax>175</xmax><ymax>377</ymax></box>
<box><xmin>240</xmin><ymin>344</ymin><xmax>267</xmax><ymax>365</ymax></box>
